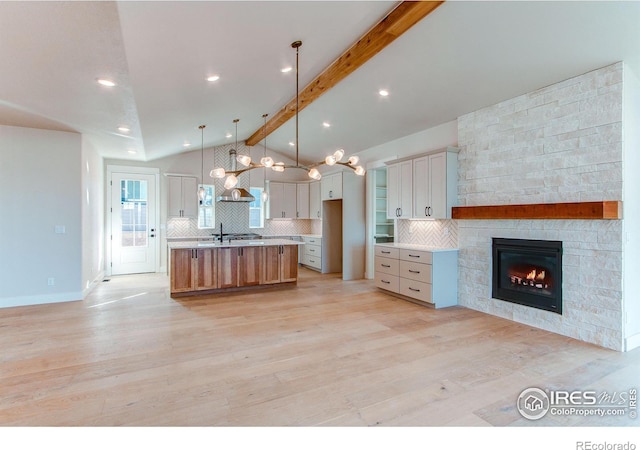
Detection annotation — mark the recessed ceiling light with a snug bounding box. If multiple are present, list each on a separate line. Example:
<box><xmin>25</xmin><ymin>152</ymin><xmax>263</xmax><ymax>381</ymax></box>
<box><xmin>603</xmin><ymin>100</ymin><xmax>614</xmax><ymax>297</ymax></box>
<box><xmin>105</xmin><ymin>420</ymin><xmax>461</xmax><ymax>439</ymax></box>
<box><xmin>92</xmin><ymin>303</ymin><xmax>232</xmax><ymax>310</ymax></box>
<box><xmin>207</xmin><ymin>75</ymin><xmax>220</xmax><ymax>82</ymax></box>
<box><xmin>225</xmin><ymin>133</ymin><xmax>232</xmax><ymax>139</ymax></box>
<box><xmin>379</xmin><ymin>89</ymin><xmax>389</xmax><ymax>97</ymax></box>
<box><xmin>183</xmin><ymin>142</ymin><xmax>191</xmax><ymax>147</ymax></box>
<box><xmin>97</xmin><ymin>78</ymin><xmax>116</xmax><ymax>87</ymax></box>
<box><xmin>322</xmin><ymin>122</ymin><xmax>331</xmax><ymax>128</ymax></box>
<box><xmin>281</xmin><ymin>66</ymin><xmax>292</xmax><ymax>73</ymax></box>
<box><xmin>289</xmin><ymin>141</ymin><xmax>295</xmax><ymax>146</ymax></box>
<box><xmin>118</xmin><ymin>126</ymin><xmax>130</xmax><ymax>133</ymax></box>
<box><xmin>127</xmin><ymin>149</ymin><xmax>137</xmax><ymax>154</ymax></box>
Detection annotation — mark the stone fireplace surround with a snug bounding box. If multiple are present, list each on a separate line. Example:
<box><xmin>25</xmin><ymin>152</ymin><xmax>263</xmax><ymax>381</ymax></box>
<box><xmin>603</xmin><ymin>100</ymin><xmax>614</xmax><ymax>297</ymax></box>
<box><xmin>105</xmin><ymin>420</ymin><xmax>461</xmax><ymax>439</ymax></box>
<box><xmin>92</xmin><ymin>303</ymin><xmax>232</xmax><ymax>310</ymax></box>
<box><xmin>456</xmin><ymin>62</ymin><xmax>627</xmax><ymax>351</ymax></box>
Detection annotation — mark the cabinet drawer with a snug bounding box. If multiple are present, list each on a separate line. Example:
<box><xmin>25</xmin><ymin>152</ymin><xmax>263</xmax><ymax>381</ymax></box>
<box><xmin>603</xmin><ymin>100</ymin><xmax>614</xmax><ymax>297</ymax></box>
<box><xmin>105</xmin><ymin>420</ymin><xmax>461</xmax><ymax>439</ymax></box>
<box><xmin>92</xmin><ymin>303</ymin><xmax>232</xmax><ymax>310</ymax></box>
<box><xmin>399</xmin><ymin>278</ymin><xmax>432</xmax><ymax>303</ymax></box>
<box><xmin>375</xmin><ymin>246</ymin><xmax>399</xmax><ymax>259</ymax></box>
<box><xmin>303</xmin><ymin>236</ymin><xmax>321</xmax><ymax>245</ymax></box>
<box><xmin>375</xmin><ymin>272</ymin><xmax>399</xmax><ymax>293</ymax></box>
<box><xmin>399</xmin><ymin>248</ymin><xmax>432</xmax><ymax>264</ymax></box>
<box><xmin>302</xmin><ymin>253</ymin><xmax>322</xmax><ymax>270</ymax></box>
<box><xmin>399</xmin><ymin>260</ymin><xmax>432</xmax><ymax>283</ymax></box>
<box><xmin>305</xmin><ymin>244</ymin><xmax>322</xmax><ymax>257</ymax></box>
<box><xmin>375</xmin><ymin>256</ymin><xmax>399</xmax><ymax>276</ymax></box>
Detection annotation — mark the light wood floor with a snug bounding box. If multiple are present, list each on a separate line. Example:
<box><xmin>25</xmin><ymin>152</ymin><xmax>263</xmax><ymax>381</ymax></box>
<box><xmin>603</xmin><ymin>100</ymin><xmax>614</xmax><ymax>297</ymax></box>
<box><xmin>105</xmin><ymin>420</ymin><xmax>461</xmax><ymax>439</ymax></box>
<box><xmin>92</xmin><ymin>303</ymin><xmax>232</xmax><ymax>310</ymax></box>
<box><xmin>1</xmin><ymin>268</ymin><xmax>638</xmax><ymax>427</ymax></box>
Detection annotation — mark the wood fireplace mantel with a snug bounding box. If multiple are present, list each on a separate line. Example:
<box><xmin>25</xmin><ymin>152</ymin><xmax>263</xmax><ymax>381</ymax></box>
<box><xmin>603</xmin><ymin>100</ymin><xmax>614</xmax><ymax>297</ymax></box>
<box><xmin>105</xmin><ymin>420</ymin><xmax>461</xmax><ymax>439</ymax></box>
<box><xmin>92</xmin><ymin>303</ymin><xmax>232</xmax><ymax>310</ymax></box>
<box><xmin>451</xmin><ymin>201</ymin><xmax>622</xmax><ymax>220</ymax></box>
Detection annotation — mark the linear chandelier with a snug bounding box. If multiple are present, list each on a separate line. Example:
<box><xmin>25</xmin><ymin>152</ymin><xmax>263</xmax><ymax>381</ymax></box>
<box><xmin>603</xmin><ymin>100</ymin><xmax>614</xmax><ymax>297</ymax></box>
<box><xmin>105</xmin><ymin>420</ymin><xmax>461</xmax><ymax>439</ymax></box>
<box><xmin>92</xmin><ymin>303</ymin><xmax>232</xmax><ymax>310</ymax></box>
<box><xmin>209</xmin><ymin>40</ymin><xmax>365</xmax><ymax>189</ymax></box>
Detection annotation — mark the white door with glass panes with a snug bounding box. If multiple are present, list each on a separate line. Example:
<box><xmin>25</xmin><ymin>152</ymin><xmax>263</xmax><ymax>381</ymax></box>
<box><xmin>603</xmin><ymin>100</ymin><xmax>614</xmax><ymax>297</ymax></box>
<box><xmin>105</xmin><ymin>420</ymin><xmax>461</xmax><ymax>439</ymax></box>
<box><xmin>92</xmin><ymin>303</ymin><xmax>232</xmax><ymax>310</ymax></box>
<box><xmin>111</xmin><ymin>173</ymin><xmax>157</xmax><ymax>275</ymax></box>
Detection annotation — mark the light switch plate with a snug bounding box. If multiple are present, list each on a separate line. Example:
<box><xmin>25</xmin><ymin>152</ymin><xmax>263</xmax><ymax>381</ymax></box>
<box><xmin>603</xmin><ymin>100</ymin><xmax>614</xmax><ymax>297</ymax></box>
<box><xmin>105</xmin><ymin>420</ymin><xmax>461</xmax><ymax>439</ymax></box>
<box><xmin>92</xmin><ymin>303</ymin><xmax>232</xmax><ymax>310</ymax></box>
<box><xmin>55</xmin><ymin>225</ymin><xmax>66</xmax><ymax>234</ymax></box>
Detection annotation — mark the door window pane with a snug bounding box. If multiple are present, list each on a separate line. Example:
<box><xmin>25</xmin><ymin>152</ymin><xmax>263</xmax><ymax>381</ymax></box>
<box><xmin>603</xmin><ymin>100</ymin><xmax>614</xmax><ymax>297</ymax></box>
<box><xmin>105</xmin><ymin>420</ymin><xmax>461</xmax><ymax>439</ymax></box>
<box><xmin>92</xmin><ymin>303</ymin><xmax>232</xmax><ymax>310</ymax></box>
<box><xmin>120</xmin><ymin>179</ymin><xmax>148</xmax><ymax>247</ymax></box>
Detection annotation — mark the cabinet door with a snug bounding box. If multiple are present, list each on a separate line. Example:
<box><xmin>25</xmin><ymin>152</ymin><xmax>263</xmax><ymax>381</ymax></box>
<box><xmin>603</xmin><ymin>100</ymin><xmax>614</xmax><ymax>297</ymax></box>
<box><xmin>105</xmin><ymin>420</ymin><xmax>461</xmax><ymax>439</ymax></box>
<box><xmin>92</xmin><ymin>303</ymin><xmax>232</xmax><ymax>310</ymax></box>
<box><xmin>387</xmin><ymin>161</ymin><xmax>412</xmax><ymax>219</ymax></box>
<box><xmin>296</xmin><ymin>183</ymin><xmax>310</xmax><ymax>219</ymax></box>
<box><xmin>238</xmin><ymin>247</ymin><xmax>261</xmax><ymax>286</ymax></box>
<box><xmin>168</xmin><ymin>176</ymin><xmax>197</xmax><ymax>218</ymax></box>
<box><xmin>267</xmin><ymin>182</ymin><xmax>283</xmax><ymax>219</ymax></box>
<box><xmin>309</xmin><ymin>181</ymin><xmax>322</xmax><ymax>219</ymax></box>
<box><xmin>413</xmin><ymin>156</ymin><xmax>430</xmax><ymax>218</ymax></box>
<box><xmin>167</xmin><ymin>176</ymin><xmax>184</xmax><ymax>217</ymax></box>
<box><xmin>195</xmin><ymin>248</ymin><xmax>217</xmax><ymax>290</ymax></box>
<box><xmin>321</xmin><ymin>173</ymin><xmax>342</xmax><ymax>200</ymax></box>
<box><xmin>282</xmin><ymin>183</ymin><xmax>297</xmax><ymax>218</ymax></box>
<box><xmin>181</xmin><ymin>177</ymin><xmax>198</xmax><ymax>218</ymax></box>
<box><xmin>262</xmin><ymin>246</ymin><xmax>281</xmax><ymax>284</ymax></box>
<box><xmin>217</xmin><ymin>247</ymin><xmax>238</xmax><ymax>288</ymax></box>
<box><xmin>170</xmin><ymin>249</ymin><xmax>195</xmax><ymax>293</ymax></box>
<box><xmin>280</xmin><ymin>245</ymin><xmax>298</xmax><ymax>282</ymax></box>
<box><xmin>428</xmin><ymin>152</ymin><xmax>447</xmax><ymax>219</ymax></box>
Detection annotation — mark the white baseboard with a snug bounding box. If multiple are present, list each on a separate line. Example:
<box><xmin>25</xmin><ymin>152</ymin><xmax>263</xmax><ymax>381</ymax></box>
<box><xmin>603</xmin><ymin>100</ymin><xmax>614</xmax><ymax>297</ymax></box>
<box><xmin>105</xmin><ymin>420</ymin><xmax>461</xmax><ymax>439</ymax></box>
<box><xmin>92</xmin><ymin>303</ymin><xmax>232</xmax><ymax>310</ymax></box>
<box><xmin>625</xmin><ymin>332</ymin><xmax>640</xmax><ymax>351</ymax></box>
<box><xmin>82</xmin><ymin>270</ymin><xmax>105</xmax><ymax>298</ymax></box>
<box><xmin>0</xmin><ymin>291</ymin><xmax>83</xmax><ymax>309</ymax></box>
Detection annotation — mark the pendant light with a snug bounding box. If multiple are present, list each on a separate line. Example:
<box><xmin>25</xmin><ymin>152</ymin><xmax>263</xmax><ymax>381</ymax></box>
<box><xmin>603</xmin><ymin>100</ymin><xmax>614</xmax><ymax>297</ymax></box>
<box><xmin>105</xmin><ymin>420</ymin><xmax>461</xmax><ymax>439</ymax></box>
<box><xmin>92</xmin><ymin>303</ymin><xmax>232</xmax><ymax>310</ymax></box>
<box><xmin>207</xmin><ymin>40</ymin><xmax>366</xmax><ymax>186</ymax></box>
<box><xmin>198</xmin><ymin>125</ymin><xmax>206</xmax><ymax>202</ymax></box>
<box><xmin>260</xmin><ymin>113</ymin><xmax>270</xmax><ymax>203</ymax></box>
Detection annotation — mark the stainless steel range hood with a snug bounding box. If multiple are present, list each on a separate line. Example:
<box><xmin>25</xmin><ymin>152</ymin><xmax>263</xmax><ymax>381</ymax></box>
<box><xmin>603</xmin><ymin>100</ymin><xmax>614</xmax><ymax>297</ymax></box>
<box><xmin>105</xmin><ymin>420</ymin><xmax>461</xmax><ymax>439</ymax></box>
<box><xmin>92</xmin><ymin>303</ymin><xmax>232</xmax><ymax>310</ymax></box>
<box><xmin>215</xmin><ymin>148</ymin><xmax>256</xmax><ymax>202</ymax></box>
<box><xmin>216</xmin><ymin>188</ymin><xmax>255</xmax><ymax>202</ymax></box>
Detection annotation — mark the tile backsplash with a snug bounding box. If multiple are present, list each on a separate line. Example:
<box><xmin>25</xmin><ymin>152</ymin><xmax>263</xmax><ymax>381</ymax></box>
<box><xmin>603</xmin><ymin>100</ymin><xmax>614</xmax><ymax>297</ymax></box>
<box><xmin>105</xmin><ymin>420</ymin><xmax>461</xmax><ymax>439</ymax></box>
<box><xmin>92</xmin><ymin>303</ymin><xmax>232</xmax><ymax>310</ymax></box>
<box><xmin>396</xmin><ymin>219</ymin><xmax>458</xmax><ymax>248</ymax></box>
<box><xmin>166</xmin><ymin>216</ymin><xmax>313</xmax><ymax>237</ymax></box>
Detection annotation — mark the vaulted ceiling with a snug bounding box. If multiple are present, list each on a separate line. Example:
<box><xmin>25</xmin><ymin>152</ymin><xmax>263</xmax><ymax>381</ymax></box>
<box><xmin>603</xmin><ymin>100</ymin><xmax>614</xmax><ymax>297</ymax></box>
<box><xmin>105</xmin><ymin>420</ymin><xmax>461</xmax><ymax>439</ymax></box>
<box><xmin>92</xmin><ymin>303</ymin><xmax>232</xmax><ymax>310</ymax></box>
<box><xmin>1</xmin><ymin>1</ymin><xmax>639</xmax><ymax>164</ymax></box>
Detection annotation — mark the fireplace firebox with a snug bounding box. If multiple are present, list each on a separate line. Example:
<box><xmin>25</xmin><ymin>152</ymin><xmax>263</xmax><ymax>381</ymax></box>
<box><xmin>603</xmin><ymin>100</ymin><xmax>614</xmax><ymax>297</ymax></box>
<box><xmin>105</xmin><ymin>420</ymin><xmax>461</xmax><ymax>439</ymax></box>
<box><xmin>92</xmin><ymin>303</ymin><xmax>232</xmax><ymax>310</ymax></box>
<box><xmin>492</xmin><ymin>238</ymin><xmax>562</xmax><ymax>314</ymax></box>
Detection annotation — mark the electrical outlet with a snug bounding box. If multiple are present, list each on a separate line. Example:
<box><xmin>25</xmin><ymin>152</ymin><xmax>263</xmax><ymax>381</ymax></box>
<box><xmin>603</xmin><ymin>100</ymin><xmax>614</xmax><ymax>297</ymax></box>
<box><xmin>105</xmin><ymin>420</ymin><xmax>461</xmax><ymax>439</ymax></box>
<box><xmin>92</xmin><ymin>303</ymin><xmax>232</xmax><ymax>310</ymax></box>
<box><xmin>444</xmin><ymin>227</ymin><xmax>450</xmax><ymax>236</ymax></box>
<box><xmin>47</xmin><ymin>277</ymin><xmax>55</xmax><ymax>286</ymax></box>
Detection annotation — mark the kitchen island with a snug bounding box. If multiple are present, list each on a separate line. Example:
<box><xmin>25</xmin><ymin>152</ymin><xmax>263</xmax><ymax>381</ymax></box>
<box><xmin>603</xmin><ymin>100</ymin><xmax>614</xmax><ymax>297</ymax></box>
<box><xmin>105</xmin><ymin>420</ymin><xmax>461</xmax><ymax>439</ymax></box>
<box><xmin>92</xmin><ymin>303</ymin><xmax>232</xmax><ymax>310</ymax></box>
<box><xmin>168</xmin><ymin>239</ymin><xmax>304</xmax><ymax>296</ymax></box>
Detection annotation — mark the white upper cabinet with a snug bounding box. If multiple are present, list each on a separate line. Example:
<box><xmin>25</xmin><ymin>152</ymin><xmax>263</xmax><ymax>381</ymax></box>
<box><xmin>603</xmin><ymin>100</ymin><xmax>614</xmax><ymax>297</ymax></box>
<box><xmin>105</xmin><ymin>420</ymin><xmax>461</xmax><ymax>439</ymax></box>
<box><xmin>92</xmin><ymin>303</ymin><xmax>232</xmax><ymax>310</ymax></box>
<box><xmin>412</xmin><ymin>148</ymin><xmax>458</xmax><ymax>219</ymax></box>
<box><xmin>268</xmin><ymin>182</ymin><xmax>297</xmax><ymax>219</ymax></box>
<box><xmin>296</xmin><ymin>183</ymin><xmax>310</xmax><ymax>219</ymax></box>
<box><xmin>167</xmin><ymin>175</ymin><xmax>197</xmax><ymax>218</ymax></box>
<box><xmin>321</xmin><ymin>172</ymin><xmax>343</xmax><ymax>200</ymax></box>
<box><xmin>386</xmin><ymin>147</ymin><xmax>458</xmax><ymax>220</ymax></box>
<box><xmin>309</xmin><ymin>181</ymin><xmax>322</xmax><ymax>219</ymax></box>
<box><xmin>386</xmin><ymin>160</ymin><xmax>413</xmax><ymax>219</ymax></box>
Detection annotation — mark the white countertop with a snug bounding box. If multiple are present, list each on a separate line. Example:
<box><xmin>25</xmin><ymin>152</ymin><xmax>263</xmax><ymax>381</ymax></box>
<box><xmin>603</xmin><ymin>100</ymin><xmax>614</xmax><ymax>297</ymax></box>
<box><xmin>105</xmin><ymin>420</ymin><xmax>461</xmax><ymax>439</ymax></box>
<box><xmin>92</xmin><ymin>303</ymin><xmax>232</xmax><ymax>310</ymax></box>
<box><xmin>168</xmin><ymin>239</ymin><xmax>305</xmax><ymax>249</ymax></box>
<box><xmin>375</xmin><ymin>242</ymin><xmax>458</xmax><ymax>252</ymax></box>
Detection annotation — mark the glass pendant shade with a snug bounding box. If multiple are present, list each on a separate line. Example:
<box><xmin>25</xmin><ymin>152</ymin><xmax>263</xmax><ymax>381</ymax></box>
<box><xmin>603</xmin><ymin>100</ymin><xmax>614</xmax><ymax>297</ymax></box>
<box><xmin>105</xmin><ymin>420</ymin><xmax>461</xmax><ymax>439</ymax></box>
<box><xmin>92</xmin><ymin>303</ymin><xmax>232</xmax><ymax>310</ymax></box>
<box><xmin>231</xmin><ymin>189</ymin><xmax>241</xmax><ymax>201</ymax></box>
<box><xmin>260</xmin><ymin>156</ymin><xmax>274</xmax><ymax>167</ymax></box>
<box><xmin>198</xmin><ymin>186</ymin><xmax>205</xmax><ymax>201</ymax></box>
<box><xmin>237</xmin><ymin>154</ymin><xmax>252</xmax><ymax>167</ymax></box>
<box><xmin>325</xmin><ymin>155</ymin><xmax>336</xmax><ymax>166</ymax></box>
<box><xmin>272</xmin><ymin>163</ymin><xmax>285</xmax><ymax>172</ymax></box>
<box><xmin>211</xmin><ymin>167</ymin><xmax>226</xmax><ymax>178</ymax></box>
<box><xmin>333</xmin><ymin>149</ymin><xmax>344</xmax><ymax>162</ymax></box>
<box><xmin>348</xmin><ymin>155</ymin><xmax>359</xmax><ymax>166</ymax></box>
<box><xmin>355</xmin><ymin>166</ymin><xmax>366</xmax><ymax>176</ymax></box>
<box><xmin>308</xmin><ymin>168</ymin><xmax>322</xmax><ymax>180</ymax></box>
<box><xmin>224</xmin><ymin>175</ymin><xmax>238</xmax><ymax>189</ymax></box>
<box><xmin>261</xmin><ymin>190</ymin><xmax>269</xmax><ymax>202</ymax></box>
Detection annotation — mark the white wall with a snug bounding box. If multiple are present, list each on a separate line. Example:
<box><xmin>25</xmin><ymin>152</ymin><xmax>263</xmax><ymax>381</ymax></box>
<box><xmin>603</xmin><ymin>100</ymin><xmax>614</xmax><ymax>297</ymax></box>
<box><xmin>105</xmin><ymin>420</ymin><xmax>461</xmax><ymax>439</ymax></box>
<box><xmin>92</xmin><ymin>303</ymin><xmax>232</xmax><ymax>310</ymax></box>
<box><xmin>81</xmin><ymin>136</ymin><xmax>104</xmax><ymax>295</ymax></box>
<box><xmin>623</xmin><ymin>63</ymin><xmax>640</xmax><ymax>350</ymax></box>
<box><xmin>0</xmin><ymin>125</ymin><xmax>83</xmax><ymax>307</ymax></box>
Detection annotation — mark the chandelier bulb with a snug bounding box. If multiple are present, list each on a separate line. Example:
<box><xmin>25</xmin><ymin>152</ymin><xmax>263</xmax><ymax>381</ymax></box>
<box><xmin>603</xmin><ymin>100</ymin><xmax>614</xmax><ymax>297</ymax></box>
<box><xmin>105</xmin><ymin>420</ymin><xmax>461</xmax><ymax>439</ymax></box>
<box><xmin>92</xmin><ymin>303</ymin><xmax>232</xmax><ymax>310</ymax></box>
<box><xmin>308</xmin><ymin>168</ymin><xmax>322</xmax><ymax>180</ymax></box>
<box><xmin>354</xmin><ymin>166</ymin><xmax>366</xmax><ymax>176</ymax></box>
<box><xmin>333</xmin><ymin>149</ymin><xmax>344</xmax><ymax>162</ymax></box>
<box><xmin>261</xmin><ymin>190</ymin><xmax>269</xmax><ymax>202</ymax></box>
<box><xmin>348</xmin><ymin>155</ymin><xmax>360</xmax><ymax>166</ymax></box>
<box><xmin>211</xmin><ymin>167</ymin><xmax>226</xmax><ymax>179</ymax></box>
<box><xmin>224</xmin><ymin>175</ymin><xmax>238</xmax><ymax>189</ymax></box>
<box><xmin>237</xmin><ymin>154</ymin><xmax>252</xmax><ymax>167</ymax></box>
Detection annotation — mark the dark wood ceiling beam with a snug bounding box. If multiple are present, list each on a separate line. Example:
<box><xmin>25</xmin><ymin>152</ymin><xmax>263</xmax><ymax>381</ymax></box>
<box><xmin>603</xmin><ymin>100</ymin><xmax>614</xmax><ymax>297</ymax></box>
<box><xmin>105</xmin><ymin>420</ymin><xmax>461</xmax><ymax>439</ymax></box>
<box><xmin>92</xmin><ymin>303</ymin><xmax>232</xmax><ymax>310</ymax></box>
<box><xmin>245</xmin><ymin>1</ymin><xmax>445</xmax><ymax>146</ymax></box>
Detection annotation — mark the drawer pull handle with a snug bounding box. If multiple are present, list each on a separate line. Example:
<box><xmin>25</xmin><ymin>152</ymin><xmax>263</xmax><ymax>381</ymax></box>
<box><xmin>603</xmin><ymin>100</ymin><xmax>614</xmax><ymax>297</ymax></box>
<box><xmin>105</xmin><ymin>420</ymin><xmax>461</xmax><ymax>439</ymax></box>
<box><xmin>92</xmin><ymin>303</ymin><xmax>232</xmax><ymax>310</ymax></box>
<box><xmin>408</xmin><ymin>254</ymin><xmax>420</xmax><ymax>258</ymax></box>
<box><xmin>309</xmin><ymin>249</ymin><xmax>315</xmax><ymax>252</ymax></box>
<box><xmin>381</xmin><ymin>280</ymin><xmax>390</xmax><ymax>284</ymax></box>
<box><xmin>409</xmin><ymin>270</ymin><xmax>420</xmax><ymax>274</ymax></box>
<box><xmin>381</xmin><ymin>250</ymin><xmax>391</xmax><ymax>254</ymax></box>
<box><xmin>409</xmin><ymin>287</ymin><xmax>421</xmax><ymax>292</ymax></box>
<box><xmin>381</xmin><ymin>264</ymin><xmax>391</xmax><ymax>268</ymax></box>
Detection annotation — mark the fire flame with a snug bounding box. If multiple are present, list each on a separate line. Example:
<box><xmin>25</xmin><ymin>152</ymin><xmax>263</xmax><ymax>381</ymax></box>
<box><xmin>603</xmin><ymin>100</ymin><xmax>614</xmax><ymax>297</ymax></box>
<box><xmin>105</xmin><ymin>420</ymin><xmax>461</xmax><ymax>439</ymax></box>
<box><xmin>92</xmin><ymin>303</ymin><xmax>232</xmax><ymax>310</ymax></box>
<box><xmin>526</xmin><ymin>269</ymin><xmax>545</xmax><ymax>281</ymax></box>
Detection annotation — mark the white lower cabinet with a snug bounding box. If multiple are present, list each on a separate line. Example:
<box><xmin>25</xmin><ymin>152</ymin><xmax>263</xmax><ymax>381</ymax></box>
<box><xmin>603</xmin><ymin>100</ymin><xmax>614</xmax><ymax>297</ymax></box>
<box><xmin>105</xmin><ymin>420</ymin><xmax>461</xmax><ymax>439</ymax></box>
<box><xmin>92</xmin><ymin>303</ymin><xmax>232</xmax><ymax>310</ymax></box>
<box><xmin>374</xmin><ymin>244</ymin><xmax>458</xmax><ymax>308</ymax></box>
<box><xmin>301</xmin><ymin>235</ymin><xmax>322</xmax><ymax>271</ymax></box>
